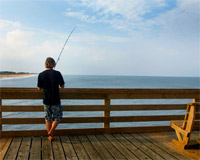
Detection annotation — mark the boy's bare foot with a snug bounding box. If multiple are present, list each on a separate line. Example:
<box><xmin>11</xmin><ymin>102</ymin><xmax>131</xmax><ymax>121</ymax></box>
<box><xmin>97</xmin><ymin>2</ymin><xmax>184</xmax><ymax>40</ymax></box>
<box><xmin>48</xmin><ymin>136</ymin><xmax>54</xmax><ymax>141</ymax></box>
<box><xmin>48</xmin><ymin>131</ymin><xmax>53</xmax><ymax>136</ymax></box>
<box><xmin>48</xmin><ymin>131</ymin><xmax>54</xmax><ymax>140</ymax></box>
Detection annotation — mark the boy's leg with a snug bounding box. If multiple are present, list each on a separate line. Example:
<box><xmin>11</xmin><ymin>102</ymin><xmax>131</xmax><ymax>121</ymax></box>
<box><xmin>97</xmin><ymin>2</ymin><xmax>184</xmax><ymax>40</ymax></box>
<box><xmin>46</xmin><ymin>121</ymin><xmax>52</xmax><ymax>133</ymax></box>
<box><xmin>46</xmin><ymin>122</ymin><xmax>55</xmax><ymax>141</ymax></box>
<box><xmin>44</xmin><ymin>105</ymin><xmax>54</xmax><ymax>141</ymax></box>
<box><xmin>48</xmin><ymin>120</ymin><xmax>59</xmax><ymax>137</ymax></box>
<box><xmin>49</xmin><ymin>104</ymin><xmax>62</xmax><ymax>137</ymax></box>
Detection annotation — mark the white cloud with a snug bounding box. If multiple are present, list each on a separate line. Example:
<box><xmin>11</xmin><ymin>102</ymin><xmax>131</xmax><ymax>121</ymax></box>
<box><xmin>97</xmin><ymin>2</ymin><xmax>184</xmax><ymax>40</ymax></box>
<box><xmin>81</xmin><ymin>0</ymin><xmax>167</xmax><ymax>19</ymax></box>
<box><xmin>157</xmin><ymin>0</ymin><xmax>200</xmax><ymax>34</ymax></box>
<box><xmin>0</xmin><ymin>20</ymin><xmax>64</xmax><ymax>72</ymax></box>
<box><xmin>65</xmin><ymin>0</ymin><xmax>169</xmax><ymax>31</ymax></box>
<box><xmin>0</xmin><ymin>30</ymin><xmax>35</xmax><ymax>59</ymax></box>
<box><xmin>65</xmin><ymin>0</ymin><xmax>200</xmax><ymax>40</ymax></box>
<box><xmin>0</xmin><ymin>19</ymin><xmax>21</xmax><ymax>30</ymax></box>
<box><xmin>65</xmin><ymin>10</ymin><xmax>98</xmax><ymax>23</ymax></box>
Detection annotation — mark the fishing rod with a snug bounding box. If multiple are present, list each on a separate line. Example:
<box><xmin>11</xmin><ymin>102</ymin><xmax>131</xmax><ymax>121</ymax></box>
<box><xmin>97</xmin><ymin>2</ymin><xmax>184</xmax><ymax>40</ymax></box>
<box><xmin>55</xmin><ymin>27</ymin><xmax>76</xmax><ymax>67</ymax></box>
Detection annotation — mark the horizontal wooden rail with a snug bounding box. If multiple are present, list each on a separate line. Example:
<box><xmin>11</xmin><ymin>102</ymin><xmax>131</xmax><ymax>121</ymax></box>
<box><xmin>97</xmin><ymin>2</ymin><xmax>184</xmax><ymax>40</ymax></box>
<box><xmin>2</xmin><ymin>114</ymin><xmax>200</xmax><ymax>124</ymax></box>
<box><xmin>1</xmin><ymin>104</ymin><xmax>189</xmax><ymax>112</ymax></box>
<box><xmin>0</xmin><ymin>88</ymin><xmax>199</xmax><ymax>138</ymax></box>
<box><xmin>1</xmin><ymin>88</ymin><xmax>200</xmax><ymax>99</ymax></box>
<box><xmin>0</xmin><ymin>115</ymin><xmax>187</xmax><ymax>124</ymax></box>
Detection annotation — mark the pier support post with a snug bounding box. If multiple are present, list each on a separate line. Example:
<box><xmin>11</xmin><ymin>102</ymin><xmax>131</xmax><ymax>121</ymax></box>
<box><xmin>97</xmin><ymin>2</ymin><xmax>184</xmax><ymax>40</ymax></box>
<box><xmin>103</xmin><ymin>99</ymin><xmax>110</xmax><ymax>131</ymax></box>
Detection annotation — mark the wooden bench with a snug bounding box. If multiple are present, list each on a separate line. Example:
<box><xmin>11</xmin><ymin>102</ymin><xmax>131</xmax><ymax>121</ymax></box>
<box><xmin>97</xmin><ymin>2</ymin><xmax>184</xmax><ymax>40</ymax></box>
<box><xmin>171</xmin><ymin>102</ymin><xmax>200</xmax><ymax>149</ymax></box>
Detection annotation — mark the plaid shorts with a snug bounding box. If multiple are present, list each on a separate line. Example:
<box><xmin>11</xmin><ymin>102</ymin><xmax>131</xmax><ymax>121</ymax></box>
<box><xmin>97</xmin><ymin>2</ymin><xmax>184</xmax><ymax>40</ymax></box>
<box><xmin>44</xmin><ymin>104</ymin><xmax>63</xmax><ymax>122</ymax></box>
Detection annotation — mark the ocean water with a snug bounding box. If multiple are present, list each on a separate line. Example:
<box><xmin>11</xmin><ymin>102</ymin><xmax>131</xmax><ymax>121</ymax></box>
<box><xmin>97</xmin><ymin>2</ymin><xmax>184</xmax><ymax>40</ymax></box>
<box><xmin>0</xmin><ymin>75</ymin><xmax>200</xmax><ymax>130</ymax></box>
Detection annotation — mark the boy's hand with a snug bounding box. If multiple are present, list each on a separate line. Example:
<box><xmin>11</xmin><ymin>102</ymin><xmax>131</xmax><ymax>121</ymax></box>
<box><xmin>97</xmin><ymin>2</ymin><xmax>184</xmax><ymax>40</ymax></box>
<box><xmin>60</xmin><ymin>84</ymin><xmax>65</xmax><ymax>89</ymax></box>
<box><xmin>37</xmin><ymin>87</ymin><xmax>42</xmax><ymax>90</ymax></box>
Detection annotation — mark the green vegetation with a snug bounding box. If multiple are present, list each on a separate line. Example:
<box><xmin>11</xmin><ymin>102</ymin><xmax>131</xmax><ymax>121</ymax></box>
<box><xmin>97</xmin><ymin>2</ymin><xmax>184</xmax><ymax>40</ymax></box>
<box><xmin>0</xmin><ymin>71</ymin><xmax>30</xmax><ymax>74</ymax></box>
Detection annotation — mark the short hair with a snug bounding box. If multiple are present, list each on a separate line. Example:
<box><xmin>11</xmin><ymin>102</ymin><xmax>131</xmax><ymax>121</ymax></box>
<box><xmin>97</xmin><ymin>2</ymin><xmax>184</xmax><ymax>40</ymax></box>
<box><xmin>45</xmin><ymin>57</ymin><xmax>56</xmax><ymax>68</ymax></box>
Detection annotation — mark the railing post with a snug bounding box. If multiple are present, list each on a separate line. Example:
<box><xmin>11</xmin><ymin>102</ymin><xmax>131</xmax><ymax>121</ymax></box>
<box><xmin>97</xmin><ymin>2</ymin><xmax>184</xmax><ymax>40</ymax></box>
<box><xmin>193</xmin><ymin>98</ymin><xmax>200</xmax><ymax>103</ymax></box>
<box><xmin>0</xmin><ymin>98</ymin><xmax>2</xmax><ymax>139</ymax></box>
<box><xmin>103</xmin><ymin>99</ymin><xmax>110</xmax><ymax>129</ymax></box>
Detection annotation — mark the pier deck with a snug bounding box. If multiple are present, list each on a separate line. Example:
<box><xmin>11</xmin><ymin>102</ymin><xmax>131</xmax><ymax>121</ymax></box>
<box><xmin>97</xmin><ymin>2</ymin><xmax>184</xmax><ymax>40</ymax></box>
<box><xmin>1</xmin><ymin>131</ymin><xmax>199</xmax><ymax>160</ymax></box>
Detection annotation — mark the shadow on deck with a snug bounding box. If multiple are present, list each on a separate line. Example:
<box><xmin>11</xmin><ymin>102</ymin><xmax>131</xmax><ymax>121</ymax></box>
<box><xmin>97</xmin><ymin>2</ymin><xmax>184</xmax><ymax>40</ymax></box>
<box><xmin>1</xmin><ymin>131</ymin><xmax>199</xmax><ymax>160</ymax></box>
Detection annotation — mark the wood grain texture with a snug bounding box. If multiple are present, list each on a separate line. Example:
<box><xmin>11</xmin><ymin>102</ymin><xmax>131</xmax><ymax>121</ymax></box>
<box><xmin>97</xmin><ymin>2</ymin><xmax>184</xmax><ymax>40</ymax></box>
<box><xmin>61</xmin><ymin>136</ymin><xmax>78</xmax><ymax>160</ymax></box>
<box><xmin>1</xmin><ymin>115</ymin><xmax>187</xmax><ymax>124</ymax></box>
<box><xmin>29</xmin><ymin>137</ymin><xmax>41</xmax><ymax>160</ymax></box>
<box><xmin>52</xmin><ymin>136</ymin><xmax>66</xmax><ymax>160</ymax></box>
<box><xmin>17</xmin><ymin>137</ymin><xmax>31</xmax><ymax>160</ymax></box>
<box><xmin>0</xmin><ymin>137</ymin><xmax>12</xmax><ymax>160</ymax></box>
<box><xmin>1</xmin><ymin>88</ymin><xmax>200</xmax><ymax>99</ymax></box>
<box><xmin>42</xmin><ymin>137</ymin><xmax>53</xmax><ymax>160</ymax></box>
<box><xmin>69</xmin><ymin>135</ymin><xmax>90</xmax><ymax>160</ymax></box>
<box><xmin>1</xmin><ymin>133</ymin><xmax>200</xmax><ymax>160</ymax></box>
<box><xmin>4</xmin><ymin>137</ymin><xmax>22</xmax><ymax>160</ymax></box>
<box><xmin>1</xmin><ymin>104</ymin><xmax>188</xmax><ymax>112</ymax></box>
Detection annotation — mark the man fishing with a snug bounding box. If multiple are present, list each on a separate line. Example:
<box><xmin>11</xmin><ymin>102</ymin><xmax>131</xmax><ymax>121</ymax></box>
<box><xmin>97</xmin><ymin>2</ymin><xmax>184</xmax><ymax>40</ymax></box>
<box><xmin>37</xmin><ymin>57</ymin><xmax>65</xmax><ymax>141</ymax></box>
<box><xmin>37</xmin><ymin>27</ymin><xmax>75</xmax><ymax>141</ymax></box>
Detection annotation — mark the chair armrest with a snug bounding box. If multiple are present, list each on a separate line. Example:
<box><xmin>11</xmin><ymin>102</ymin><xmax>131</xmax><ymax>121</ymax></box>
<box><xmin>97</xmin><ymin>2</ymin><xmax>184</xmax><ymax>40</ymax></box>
<box><xmin>171</xmin><ymin>121</ymin><xmax>189</xmax><ymax>137</ymax></box>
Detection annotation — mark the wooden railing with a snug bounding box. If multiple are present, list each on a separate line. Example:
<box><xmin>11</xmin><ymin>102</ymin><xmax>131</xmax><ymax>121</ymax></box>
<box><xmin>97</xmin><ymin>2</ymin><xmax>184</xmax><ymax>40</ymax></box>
<box><xmin>0</xmin><ymin>88</ymin><xmax>200</xmax><ymax>138</ymax></box>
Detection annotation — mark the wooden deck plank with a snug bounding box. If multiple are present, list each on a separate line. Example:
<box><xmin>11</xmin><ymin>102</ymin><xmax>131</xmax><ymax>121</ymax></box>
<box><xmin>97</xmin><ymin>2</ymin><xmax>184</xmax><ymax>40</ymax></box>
<box><xmin>0</xmin><ymin>132</ymin><xmax>199</xmax><ymax>160</ymax></box>
<box><xmin>42</xmin><ymin>136</ymin><xmax>53</xmax><ymax>160</ymax></box>
<box><xmin>60</xmin><ymin>136</ymin><xmax>78</xmax><ymax>160</ymax></box>
<box><xmin>147</xmin><ymin>132</ymin><xmax>197</xmax><ymax>160</ymax></box>
<box><xmin>95</xmin><ymin>134</ymin><xmax>126</xmax><ymax>160</ymax></box>
<box><xmin>123</xmin><ymin>133</ymin><xmax>164</xmax><ymax>160</ymax></box>
<box><xmin>192</xmin><ymin>131</ymin><xmax>200</xmax><ymax>140</ymax></box>
<box><xmin>17</xmin><ymin>137</ymin><xmax>31</xmax><ymax>160</ymax></box>
<box><xmin>113</xmin><ymin>134</ymin><xmax>151</xmax><ymax>160</ymax></box>
<box><xmin>78</xmin><ymin>135</ymin><xmax>102</xmax><ymax>160</ymax></box>
<box><xmin>140</xmin><ymin>133</ymin><xmax>188</xmax><ymax>160</ymax></box>
<box><xmin>132</xmin><ymin>133</ymin><xmax>177</xmax><ymax>160</ymax></box>
<box><xmin>52</xmin><ymin>136</ymin><xmax>66</xmax><ymax>160</ymax></box>
<box><xmin>87</xmin><ymin>135</ymin><xmax>114</xmax><ymax>160</ymax></box>
<box><xmin>69</xmin><ymin>135</ymin><xmax>90</xmax><ymax>160</ymax></box>
<box><xmin>29</xmin><ymin>137</ymin><xmax>41</xmax><ymax>160</ymax></box>
<box><xmin>104</xmin><ymin>134</ymin><xmax>139</xmax><ymax>159</ymax></box>
<box><xmin>0</xmin><ymin>137</ymin><xmax>12</xmax><ymax>160</ymax></box>
<box><xmin>4</xmin><ymin>137</ymin><xmax>22</xmax><ymax>160</ymax></box>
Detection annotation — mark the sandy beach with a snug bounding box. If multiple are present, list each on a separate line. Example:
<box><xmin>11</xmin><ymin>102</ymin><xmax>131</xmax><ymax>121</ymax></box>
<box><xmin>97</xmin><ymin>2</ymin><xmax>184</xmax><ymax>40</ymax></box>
<box><xmin>0</xmin><ymin>73</ymin><xmax>37</xmax><ymax>79</ymax></box>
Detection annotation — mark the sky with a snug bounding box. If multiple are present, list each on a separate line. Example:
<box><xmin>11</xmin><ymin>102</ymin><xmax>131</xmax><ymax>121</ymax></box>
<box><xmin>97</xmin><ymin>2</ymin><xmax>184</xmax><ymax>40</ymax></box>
<box><xmin>0</xmin><ymin>0</ymin><xmax>199</xmax><ymax>77</ymax></box>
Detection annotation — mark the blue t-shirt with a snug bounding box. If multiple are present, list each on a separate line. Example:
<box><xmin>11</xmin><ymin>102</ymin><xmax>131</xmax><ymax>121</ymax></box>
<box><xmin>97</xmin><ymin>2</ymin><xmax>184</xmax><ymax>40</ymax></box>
<box><xmin>37</xmin><ymin>69</ymin><xmax>65</xmax><ymax>105</ymax></box>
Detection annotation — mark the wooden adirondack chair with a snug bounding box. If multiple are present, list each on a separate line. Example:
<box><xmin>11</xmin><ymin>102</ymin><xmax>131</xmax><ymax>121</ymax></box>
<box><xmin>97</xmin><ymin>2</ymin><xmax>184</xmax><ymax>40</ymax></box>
<box><xmin>171</xmin><ymin>102</ymin><xmax>200</xmax><ymax>149</ymax></box>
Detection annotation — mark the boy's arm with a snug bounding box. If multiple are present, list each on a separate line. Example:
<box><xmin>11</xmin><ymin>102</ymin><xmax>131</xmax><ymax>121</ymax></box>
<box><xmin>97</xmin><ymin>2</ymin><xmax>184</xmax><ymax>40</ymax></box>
<box><xmin>37</xmin><ymin>87</ymin><xmax>42</xmax><ymax>90</ymax></box>
<box><xmin>58</xmin><ymin>72</ymin><xmax>65</xmax><ymax>89</ymax></box>
<box><xmin>37</xmin><ymin>74</ymin><xmax>43</xmax><ymax>90</ymax></box>
<box><xmin>60</xmin><ymin>84</ymin><xmax>65</xmax><ymax>89</ymax></box>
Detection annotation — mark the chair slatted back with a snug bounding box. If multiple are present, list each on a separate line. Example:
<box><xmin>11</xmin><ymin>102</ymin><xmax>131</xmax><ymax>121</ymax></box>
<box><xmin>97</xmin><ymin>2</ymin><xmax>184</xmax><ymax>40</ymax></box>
<box><xmin>182</xmin><ymin>103</ymin><xmax>197</xmax><ymax>131</ymax></box>
<box><xmin>185</xmin><ymin>105</ymin><xmax>195</xmax><ymax>133</ymax></box>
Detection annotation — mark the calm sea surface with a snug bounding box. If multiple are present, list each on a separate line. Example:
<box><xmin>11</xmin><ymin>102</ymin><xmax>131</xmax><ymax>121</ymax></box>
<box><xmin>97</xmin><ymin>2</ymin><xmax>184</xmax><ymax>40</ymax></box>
<box><xmin>0</xmin><ymin>75</ymin><xmax>200</xmax><ymax>130</ymax></box>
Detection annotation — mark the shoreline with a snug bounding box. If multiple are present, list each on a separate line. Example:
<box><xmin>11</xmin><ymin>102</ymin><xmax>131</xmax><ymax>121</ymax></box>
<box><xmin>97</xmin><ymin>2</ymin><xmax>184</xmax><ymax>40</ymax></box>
<box><xmin>0</xmin><ymin>73</ymin><xmax>37</xmax><ymax>79</ymax></box>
